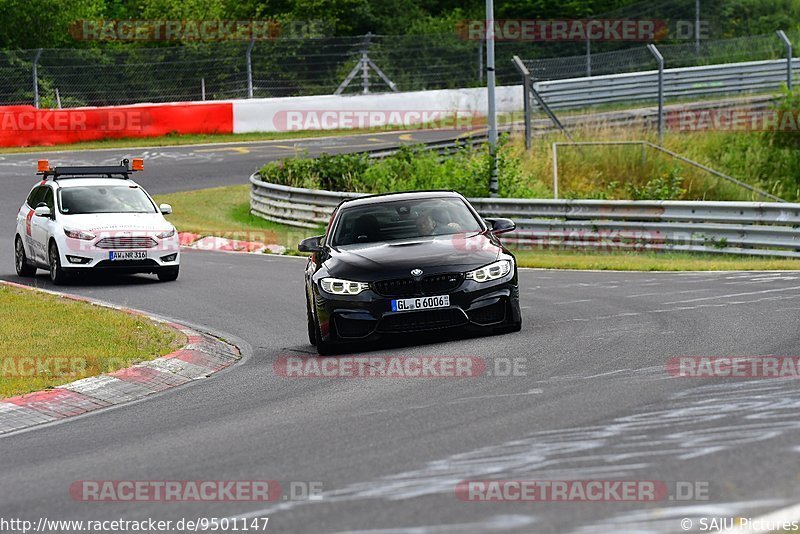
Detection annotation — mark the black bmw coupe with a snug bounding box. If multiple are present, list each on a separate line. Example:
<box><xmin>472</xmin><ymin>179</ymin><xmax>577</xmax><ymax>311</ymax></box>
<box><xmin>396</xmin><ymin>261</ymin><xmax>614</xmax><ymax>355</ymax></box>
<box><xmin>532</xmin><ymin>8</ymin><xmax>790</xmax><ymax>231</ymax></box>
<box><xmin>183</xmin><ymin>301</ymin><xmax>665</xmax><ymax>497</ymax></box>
<box><xmin>299</xmin><ymin>191</ymin><xmax>522</xmax><ymax>354</ymax></box>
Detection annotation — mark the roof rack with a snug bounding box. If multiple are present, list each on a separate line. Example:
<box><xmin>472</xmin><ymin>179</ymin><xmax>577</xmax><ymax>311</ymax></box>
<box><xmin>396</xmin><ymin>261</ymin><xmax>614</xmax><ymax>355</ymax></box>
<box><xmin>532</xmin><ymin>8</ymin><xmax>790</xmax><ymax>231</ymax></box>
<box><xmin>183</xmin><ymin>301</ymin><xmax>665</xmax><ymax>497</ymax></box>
<box><xmin>37</xmin><ymin>158</ymin><xmax>144</xmax><ymax>181</ymax></box>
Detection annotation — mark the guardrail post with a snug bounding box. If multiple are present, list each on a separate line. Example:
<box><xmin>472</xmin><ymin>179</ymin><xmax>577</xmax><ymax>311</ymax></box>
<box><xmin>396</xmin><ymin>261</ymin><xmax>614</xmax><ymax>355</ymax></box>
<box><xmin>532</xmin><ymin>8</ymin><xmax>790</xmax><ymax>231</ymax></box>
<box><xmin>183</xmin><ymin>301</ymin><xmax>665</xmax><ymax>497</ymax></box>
<box><xmin>32</xmin><ymin>48</ymin><xmax>42</xmax><ymax>109</ymax></box>
<box><xmin>512</xmin><ymin>56</ymin><xmax>532</xmax><ymax>150</ymax></box>
<box><xmin>647</xmin><ymin>44</ymin><xmax>664</xmax><ymax>145</ymax></box>
<box><xmin>246</xmin><ymin>38</ymin><xmax>255</xmax><ymax>98</ymax></box>
<box><xmin>777</xmin><ymin>30</ymin><xmax>793</xmax><ymax>90</ymax></box>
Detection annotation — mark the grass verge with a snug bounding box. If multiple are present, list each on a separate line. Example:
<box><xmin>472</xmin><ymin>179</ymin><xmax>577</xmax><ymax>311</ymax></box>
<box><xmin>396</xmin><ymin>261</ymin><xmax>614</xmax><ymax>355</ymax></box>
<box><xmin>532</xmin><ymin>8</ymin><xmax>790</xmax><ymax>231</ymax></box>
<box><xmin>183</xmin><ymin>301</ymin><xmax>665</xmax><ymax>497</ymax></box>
<box><xmin>0</xmin><ymin>126</ymin><xmax>426</xmax><ymax>155</ymax></box>
<box><xmin>154</xmin><ymin>185</ymin><xmax>319</xmax><ymax>251</ymax></box>
<box><xmin>513</xmin><ymin>249</ymin><xmax>800</xmax><ymax>271</ymax></box>
<box><xmin>0</xmin><ymin>285</ymin><xmax>184</xmax><ymax>398</ymax></box>
<box><xmin>154</xmin><ymin>185</ymin><xmax>799</xmax><ymax>271</ymax></box>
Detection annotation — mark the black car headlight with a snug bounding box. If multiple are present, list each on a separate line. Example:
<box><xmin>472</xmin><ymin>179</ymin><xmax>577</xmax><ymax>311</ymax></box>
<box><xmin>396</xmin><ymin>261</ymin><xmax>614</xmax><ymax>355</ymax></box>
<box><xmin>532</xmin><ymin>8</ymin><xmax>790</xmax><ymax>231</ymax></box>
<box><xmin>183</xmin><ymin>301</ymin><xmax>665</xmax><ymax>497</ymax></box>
<box><xmin>465</xmin><ymin>259</ymin><xmax>512</xmax><ymax>282</ymax></box>
<box><xmin>320</xmin><ymin>277</ymin><xmax>370</xmax><ymax>295</ymax></box>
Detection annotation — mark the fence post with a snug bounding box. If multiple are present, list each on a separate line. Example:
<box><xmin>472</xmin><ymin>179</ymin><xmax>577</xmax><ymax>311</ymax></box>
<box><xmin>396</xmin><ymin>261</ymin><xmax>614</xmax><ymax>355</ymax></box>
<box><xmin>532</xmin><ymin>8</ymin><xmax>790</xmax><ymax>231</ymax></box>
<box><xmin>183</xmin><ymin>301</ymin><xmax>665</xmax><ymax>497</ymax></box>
<box><xmin>647</xmin><ymin>44</ymin><xmax>664</xmax><ymax>145</ymax></box>
<box><xmin>246</xmin><ymin>38</ymin><xmax>255</xmax><ymax>98</ymax></box>
<box><xmin>777</xmin><ymin>30</ymin><xmax>793</xmax><ymax>90</ymax></box>
<box><xmin>695</xmin><ymin>0</ymin><xmax>701</xmax><ymax>54</ymax></box>
<box><xmin>55</xmin><ymin>88</ymin><xmax>61</xmax><ymax>109</ymax></box>
<box><xmin>361</xmin><ymin>32</ymin><xmax>373</xmax><ymax>94</ymax></box>
<box><xmin>586</xmin><ymin>35</ymin><xmax>591</xmax><ymax>77</ymax></box>
<box><xmin>201</xmin><ymin>78</ymin><xmax>206</xmax><ymax>101</ymax></box>
<box><xmin>32</xmin><ymin>48</ymin><xmax>42</xmax><ymax>109</ymax></box>
<box><xmin>512</xmin><ymin>56</ymin><xmax>531</xmax><ymax>150</ymax></box>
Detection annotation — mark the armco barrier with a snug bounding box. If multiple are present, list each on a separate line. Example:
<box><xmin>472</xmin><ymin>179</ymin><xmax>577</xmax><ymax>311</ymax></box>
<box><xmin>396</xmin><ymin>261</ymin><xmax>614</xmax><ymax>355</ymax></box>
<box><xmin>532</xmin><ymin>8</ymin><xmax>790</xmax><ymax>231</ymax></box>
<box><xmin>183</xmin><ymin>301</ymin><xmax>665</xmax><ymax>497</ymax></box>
<box><xmin>0</xmin><ymin>102</ymin><xmax>233</xmax><ymax>147</ymax></box>
<box><xmin>534</xmin><ymin>59</ymin><xmax>799</xmax><ymax>110</ymax></box>
<box><xmin>250</xmin><ymin>174</ymin><xmax>800</xmax><ymax>258</ymax></box>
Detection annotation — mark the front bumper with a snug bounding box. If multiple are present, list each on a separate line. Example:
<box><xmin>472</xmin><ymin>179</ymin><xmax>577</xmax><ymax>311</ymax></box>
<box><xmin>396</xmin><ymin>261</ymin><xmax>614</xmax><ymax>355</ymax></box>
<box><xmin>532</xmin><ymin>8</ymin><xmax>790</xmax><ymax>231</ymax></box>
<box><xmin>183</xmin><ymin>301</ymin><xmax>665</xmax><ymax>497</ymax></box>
<box><xmin>58</xmin><ymin>234</ymin><xmax>180</xmax><ymax>274</ymax></box>
<box><xmin>314</xmin><ymin>278</ymin><xmax>521</xmax><ymax>343</ymax></box>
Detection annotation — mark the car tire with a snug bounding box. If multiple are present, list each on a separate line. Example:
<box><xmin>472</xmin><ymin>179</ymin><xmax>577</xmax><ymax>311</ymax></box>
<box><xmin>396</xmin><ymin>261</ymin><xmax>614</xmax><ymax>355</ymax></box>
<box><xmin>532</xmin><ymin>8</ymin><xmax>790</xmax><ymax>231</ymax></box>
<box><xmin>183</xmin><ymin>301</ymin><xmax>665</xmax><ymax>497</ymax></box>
<box><xmin>48</xmin><ymin>242</ymin><xmax>68</xmax><ymax>285</ymax></box>
<box><xmin>313</xmin><ymin>308</ymin><xmax>334</xmax><ymax>356</ymax></box>
<box><xmin>15</xmin><ymin>236</ymin><xmax>36</xmax><ymax>277</ymax></box>
<box><xmin>306</xmin><ymin>295</ymin><xmax>317</xmax><ymax>346</ymax></box>
<box><xmin>157</xmin><ymin>266</ymin><xmax>180</xmax><ymax>282</ymax></box>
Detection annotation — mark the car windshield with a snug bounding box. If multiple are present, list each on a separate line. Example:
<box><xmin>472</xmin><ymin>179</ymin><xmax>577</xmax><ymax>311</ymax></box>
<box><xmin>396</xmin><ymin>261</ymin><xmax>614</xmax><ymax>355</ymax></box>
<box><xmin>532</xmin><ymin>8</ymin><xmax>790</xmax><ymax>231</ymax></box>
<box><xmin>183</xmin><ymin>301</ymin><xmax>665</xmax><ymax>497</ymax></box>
<box><xmin>59</xmin><ymin>185</ymin><xmax>157</xmax><ymax>215</ymax></box>
<box><xmin>332</xmin><ymin>197</ymin><xmax>483</xmax><ymax>246</ymax></box>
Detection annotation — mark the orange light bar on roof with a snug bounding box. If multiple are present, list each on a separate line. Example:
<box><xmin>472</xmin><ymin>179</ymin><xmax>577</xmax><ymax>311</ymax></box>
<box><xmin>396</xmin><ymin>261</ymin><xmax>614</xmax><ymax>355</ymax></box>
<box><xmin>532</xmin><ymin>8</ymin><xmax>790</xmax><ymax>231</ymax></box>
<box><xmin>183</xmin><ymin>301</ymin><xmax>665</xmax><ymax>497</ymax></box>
<box><xmin>37</xmin><ymin>160</ymin><xmax>49</xmax><ymax>172</ymax></box>
<box><xmin>131</xmin><ymin>158</ymin><xmax>144</xmax><ymax>171</ymax></box>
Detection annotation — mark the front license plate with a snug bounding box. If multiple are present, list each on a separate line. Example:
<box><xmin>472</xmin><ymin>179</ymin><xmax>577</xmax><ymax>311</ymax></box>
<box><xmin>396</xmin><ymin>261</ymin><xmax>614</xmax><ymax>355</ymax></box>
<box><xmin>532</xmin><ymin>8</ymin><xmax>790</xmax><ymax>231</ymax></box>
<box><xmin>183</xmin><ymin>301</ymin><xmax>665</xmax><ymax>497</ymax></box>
<box><xmin>109</xmin><ymin>251</ymin><xmax>147</xmax><ymax>261</ymax></box>
<box><xmin>391</xmin><ymin>295</ymin><xmax>450</xmax><ymax>312</ymax></box>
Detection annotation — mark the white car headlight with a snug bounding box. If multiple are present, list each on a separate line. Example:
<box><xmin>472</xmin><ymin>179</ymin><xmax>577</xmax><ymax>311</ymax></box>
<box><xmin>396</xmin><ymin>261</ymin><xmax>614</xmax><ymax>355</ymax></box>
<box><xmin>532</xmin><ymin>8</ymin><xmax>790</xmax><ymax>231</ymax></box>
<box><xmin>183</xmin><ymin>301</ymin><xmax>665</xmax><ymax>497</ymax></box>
<box><xmin>465</xmin><ymin>259</ymin><xmax>512</xmax><ymax>282</ymax></box>
<box><xmin>320</xmin><ymin>278</ymin><xmax>370</xmax><ymax>295</ymax></box>
<box><xmin>64</xmin><ymin>228</ymin><xmax>96</xmax><ymax>241</ymax></box>
<box><xmin>157</xmin><ymin>228</ymin><xmax>176</xmax><ymax>239</ymax></box>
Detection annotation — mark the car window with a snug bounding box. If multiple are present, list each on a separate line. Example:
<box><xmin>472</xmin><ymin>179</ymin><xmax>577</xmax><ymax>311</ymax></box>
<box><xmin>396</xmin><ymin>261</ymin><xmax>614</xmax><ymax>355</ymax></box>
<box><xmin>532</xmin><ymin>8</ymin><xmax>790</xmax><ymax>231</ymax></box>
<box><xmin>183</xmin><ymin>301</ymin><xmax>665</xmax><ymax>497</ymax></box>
<box><xmin>41</xmin><ymin>188</ymin><xmax>55</xmax><ymax>212</ymax></box>
<box><xmin>332</xmin><ymin>198</ymin><xmax>483</xmax><ymax>246</ymax></box>
<box><xmin>26</xmin><ymin>186</ymin><xmax>45</xmax><ymax>208</ymax></box>
<box><xmin>59</xmin><ymin>185</ymin><xmax>157</xmax><ymax>215</ymax></box>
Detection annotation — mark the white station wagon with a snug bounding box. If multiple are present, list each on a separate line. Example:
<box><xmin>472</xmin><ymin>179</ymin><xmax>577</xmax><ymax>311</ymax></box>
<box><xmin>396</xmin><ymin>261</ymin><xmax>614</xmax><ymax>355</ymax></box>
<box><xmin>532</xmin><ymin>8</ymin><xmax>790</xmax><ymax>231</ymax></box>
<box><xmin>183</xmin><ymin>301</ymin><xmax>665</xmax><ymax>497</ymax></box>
<box><xmin>15</xmin><ymin>158</ymin><xmax>180</xmax><ymax>284</ymax></box>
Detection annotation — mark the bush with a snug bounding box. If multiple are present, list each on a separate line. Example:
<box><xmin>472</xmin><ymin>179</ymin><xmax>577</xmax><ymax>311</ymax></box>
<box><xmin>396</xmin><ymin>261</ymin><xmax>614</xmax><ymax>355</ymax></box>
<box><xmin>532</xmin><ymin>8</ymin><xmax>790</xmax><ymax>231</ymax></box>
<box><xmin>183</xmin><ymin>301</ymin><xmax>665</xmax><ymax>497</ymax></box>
<box><xmin>259</xmin><ymin>139</ymin><xmax>527</xmax><ymax>197</ymax></box>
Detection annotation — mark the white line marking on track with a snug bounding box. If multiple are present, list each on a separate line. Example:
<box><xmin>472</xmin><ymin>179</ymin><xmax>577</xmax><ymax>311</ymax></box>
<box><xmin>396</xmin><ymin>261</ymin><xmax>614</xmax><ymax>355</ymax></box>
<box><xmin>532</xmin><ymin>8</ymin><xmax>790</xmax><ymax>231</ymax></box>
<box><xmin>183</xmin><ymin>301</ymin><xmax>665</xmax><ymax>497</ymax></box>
<box><xmin>663</xmin><ymin>285</ymin><xmax>800</xmax><ymax>305</ymax></box>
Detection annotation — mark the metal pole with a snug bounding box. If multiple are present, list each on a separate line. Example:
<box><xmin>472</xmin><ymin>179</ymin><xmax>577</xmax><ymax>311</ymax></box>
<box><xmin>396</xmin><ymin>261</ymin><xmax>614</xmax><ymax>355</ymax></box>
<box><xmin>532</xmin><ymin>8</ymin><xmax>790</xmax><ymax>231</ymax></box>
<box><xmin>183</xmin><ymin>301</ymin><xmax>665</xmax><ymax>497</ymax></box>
<box><xmin>246</xmin><ymin>38</ymin><xmax>255</xmax><ymax>98</ymax></box>
<box><xmin>523</xmin><ymin>72</ymin><xmax>531</xmax><ymax>150</ymax></box>
<box><xmin>32</xmin><ymin>48</ymin><xmax>42</xmax><ymax>109</ymax></box>
<box><xmin>486</xmin><ymin>0</ymin><xmax>499</xmax><ymax>197</ymax></box>
<box><xmin>586</xmin><ymin>35</ymin><xmax>591</xmax><ymax>77</ymax></box>
<box><xmin>552</xmin><ymin>143</ymin><xmax>559</xmax><ymax>199</ymax></box>
<box><xmin>361</xmin><ymin>32</ymin><xmax>372</xmax><ymax>95</ymax></box>
<box><xmin>647</xmin><ymin>44</ymin><xmax>664</xmax><ymax>145</ymax></box>
<box><xmin>695</xmin><ymin>0</ymin><xmax>700</xmax><ymax>54</ymax></box>
<box><xmin>55</xmin><ymin>88</ymin><xmax>61</xmax><ymax>109</ymax></box>
<box><xmin>512</xmin><ymin>56</ymin><xmax>532</xmax><ymax>150</ymax></box>
<box><xmin>777</xmin><ymin>30</ymin><xmax>793</xmax><ymax>90</ymax></box>
<box><xmin>478</xmin><ymin>41</ymin><xmax>484</xmax><ymax>84</ymax></box>
<box><xmin>201</xmin><ymin>78</ymin><xmax>206</xmax><ymax>101</ymax></box>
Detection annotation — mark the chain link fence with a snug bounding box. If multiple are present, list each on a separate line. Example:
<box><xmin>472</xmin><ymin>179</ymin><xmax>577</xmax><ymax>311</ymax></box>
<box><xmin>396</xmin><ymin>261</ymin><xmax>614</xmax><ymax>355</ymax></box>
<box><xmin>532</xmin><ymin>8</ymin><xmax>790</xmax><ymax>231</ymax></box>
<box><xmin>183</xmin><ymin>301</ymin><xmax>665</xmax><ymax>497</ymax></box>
<box><xmin>1</xmin><ymin>28</ymin><xmax>797</xmax><ymax>108</ymax></box>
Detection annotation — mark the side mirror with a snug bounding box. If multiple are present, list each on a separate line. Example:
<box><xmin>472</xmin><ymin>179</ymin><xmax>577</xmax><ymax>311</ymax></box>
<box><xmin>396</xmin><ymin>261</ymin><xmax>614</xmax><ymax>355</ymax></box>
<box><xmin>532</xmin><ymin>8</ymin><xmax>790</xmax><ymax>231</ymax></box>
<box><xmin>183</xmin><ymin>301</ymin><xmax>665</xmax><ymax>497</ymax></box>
<box><xmin>486</xmin><ymin>218</ymin><xmax>515</xmax><ymax>235</ymax></box>
<box><xmin>298</xmin><ymin>235</ymin><xmax>323</xmax><ymax>253</ymax></box>
<box><xmin>34</xmin><ymin>206</ymin><xmax>52</xmax><ymax>218</ymax></box>
<box><xmin>159</xmin><ymin>203</ymin><xmax>173</xmax><ymax>215</ymax></box>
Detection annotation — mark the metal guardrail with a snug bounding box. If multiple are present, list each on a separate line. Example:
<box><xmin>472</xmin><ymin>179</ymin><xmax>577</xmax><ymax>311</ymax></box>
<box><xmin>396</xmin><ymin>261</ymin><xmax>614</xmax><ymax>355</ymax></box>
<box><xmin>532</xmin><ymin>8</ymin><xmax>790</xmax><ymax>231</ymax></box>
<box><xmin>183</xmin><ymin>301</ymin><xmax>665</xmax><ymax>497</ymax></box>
<box><xmin>533</xmin><ymin>58</ymin><xmax>799</xmax><ymax>110</ymax></box>
<box><xmin>250</xmin><ymin>174</ymin><xmax>800</xmax><ymax>258</ymax></box>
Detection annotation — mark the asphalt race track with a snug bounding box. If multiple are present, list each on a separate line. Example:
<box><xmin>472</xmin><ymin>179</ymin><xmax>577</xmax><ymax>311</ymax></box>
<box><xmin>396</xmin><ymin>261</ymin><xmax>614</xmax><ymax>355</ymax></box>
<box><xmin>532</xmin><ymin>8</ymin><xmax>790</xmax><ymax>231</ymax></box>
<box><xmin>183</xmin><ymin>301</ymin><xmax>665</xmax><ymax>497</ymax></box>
<box><xmin>2</xmin><ymin>131</ymin><xmax>800</xmax><ymax>533</ymax></box>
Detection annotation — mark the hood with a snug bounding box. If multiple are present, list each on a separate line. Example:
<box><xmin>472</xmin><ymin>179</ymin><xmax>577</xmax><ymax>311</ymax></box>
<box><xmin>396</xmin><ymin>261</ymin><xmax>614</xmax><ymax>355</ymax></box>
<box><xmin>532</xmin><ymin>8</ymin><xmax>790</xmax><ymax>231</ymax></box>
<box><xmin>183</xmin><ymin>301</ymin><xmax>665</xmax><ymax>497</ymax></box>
<box><xmin>325</xmin><ymin>233</ymin><xmax>501</xmax><ymax>281</ymax></box>
<box><xmin>59</xmin><ymin>212</ymin><xmax>172</xmax><ymax>233</ymax></box>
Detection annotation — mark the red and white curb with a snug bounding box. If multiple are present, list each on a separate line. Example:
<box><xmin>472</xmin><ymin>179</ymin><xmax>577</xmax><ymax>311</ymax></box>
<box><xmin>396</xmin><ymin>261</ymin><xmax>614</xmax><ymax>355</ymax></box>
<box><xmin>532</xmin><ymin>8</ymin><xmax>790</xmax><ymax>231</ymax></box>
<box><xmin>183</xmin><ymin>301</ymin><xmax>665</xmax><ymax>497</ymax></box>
<box><xmin>179</xmin><ymin>232</ymin><xmax>287</xmax><ymax>255</ymax></box>
<box><xmin>0</xmin><ymin>281</ymin><xmax>241</xmax><ymax>435</ymax></box>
